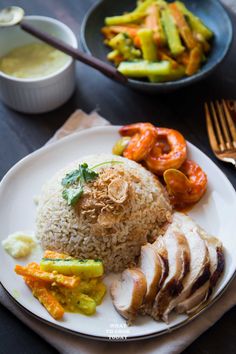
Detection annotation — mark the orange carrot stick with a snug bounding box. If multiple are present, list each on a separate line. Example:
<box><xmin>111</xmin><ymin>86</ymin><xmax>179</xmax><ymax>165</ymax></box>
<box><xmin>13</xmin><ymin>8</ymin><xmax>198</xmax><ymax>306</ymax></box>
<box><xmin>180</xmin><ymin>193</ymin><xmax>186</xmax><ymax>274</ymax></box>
<box><xmin>186</xmin><ymin>45</ymin><xmax>202</xmax><ymax>76</ymax></box>
<box><xmin>176</xmin><ymin>51</ymin><xmax>190</xmax><ymax>66</ymax></box>
<box><xmin>43</xmin><ymin>250</ymin><xmax>72</xmax><ymax>260</ymax></box>
<box><xmin>194</xmin><ymin>32</ymin><xmax>211</xmax><ymax>53</ymax></box>
<box><xmin>145</xmin><ymin>4</ymin><xmax>166</xmax><ymax>47</ymax></box>
<box><xmin>133</xmin><ymin>35</ymin><xmax>141</xmax><ymax>48</ymax></box>
<box><xmin>15</xmin><ymin>263</ymin><xmax>80</xmax><ymax>289</ymax></box>
<box><xmin>158</xmin><ymin>49</ymin><xmax>179</xmax><ymax>69</ymax></box>
<box><xmin>169</xmin><ymin>3</ymin><xmax>197</xmax><ymax>49</ymax></box>
<box><xmin>145</xmin><ymin>4</ymin><xmax>158</xmax><ymax>31</ymax></box>
<box><xmin>101</xmin><ymin>25</ymin><xmax>139</xmax><ymax>39</ymax></box>
<box><xmin>24</xmin><ymin>277</ymin><xmax>64</xmax><ymax>320</ymax></box>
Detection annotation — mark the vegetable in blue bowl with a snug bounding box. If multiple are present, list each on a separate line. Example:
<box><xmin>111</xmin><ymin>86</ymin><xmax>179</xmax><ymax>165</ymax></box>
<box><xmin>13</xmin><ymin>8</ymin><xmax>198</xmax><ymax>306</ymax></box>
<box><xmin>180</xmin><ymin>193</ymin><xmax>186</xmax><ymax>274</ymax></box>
<box><xmin>81</xmin><ymin>0</ymin><xmax>233</xmax><ymax>93</ymax></box>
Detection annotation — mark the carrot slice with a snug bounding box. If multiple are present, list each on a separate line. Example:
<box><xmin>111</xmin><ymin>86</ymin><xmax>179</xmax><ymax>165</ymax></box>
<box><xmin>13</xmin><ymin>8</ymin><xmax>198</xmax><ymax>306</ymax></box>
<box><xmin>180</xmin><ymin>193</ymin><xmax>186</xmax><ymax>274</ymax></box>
<box><xmin>194</xmin><ymin>32</ymin><xmax>211</xmax><ymax>53</ymax></box>
<box><xmin>145</xmin><ymin>4</ymin><xmax>158</xmax><ymax>30</ymax></box>
<box><xmin>133</xmin><ymin>35</ymin><xmax>141</xmax><ymax>48</ymax></box>
<box><xmin>169</xmin><ymin>3</ymin><xmax>197</xmax><ymax>49</ymax></box>
<box><xmin>185</xmin><ymin>45</ymin><xmax>202</xmax><ymax>76</ymax></box>
<box><xmin>176</xmin><ymin>51</ymin><xmax>190</xmax><ymax>66</ymax></box>
<box><xmin>145</xmin><ymin>4</ymin><xmax>166</xmax><ymax>46</ymax></box>
<box><xmin>24</xmin><ymin>277</ymin><xmax>64</xmax><ymax>320</ymax></box>
<box><xmin>101</xmin><ymin>25</ymin><xmax>139</xmax><ymax>39</ymax></box>
<box><xmin>15</xmin><ymin>263</ymin><xmax>80</xmax><ymax>288</ymax></box>
<box><xmin>158</xmin><ymin>49</ymin><xmax>179</xmax><ymax>69</ymax></box>
<box><xmin>43</xmin><ymin>250</ymin><xmax>72</xmax><ymax>260</ymax></box>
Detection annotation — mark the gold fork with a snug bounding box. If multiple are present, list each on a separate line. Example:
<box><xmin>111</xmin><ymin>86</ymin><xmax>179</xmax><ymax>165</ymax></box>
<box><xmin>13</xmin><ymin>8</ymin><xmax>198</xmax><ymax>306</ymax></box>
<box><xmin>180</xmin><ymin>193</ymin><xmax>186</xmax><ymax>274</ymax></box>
<box><xmin>205</xmin><ymin>99</ymin><xmax>236</xmax><ymax>167</ymax></box>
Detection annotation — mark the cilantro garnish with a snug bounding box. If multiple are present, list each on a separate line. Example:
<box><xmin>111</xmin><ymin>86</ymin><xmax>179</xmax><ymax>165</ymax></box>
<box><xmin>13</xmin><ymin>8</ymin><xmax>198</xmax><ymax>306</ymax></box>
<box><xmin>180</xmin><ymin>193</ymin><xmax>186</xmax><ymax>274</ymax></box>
<box><xmin>62</xmin><ymin>163</ymin><xmax>98</xmax><ymax>187</ymax></box>
<box><xmin>62</xmin><ymin>163</ymin><xmax>98</xmax><ymax>206</ymax></box>
<box><xmin>62</xmin><ymin>186</ymin><xmax>83</xmax><ymax>206</ymax></box>
<box><xmin>61</xmin><ymin>160</ymin><xmax>124</xmax><ymax>206</ymax></box>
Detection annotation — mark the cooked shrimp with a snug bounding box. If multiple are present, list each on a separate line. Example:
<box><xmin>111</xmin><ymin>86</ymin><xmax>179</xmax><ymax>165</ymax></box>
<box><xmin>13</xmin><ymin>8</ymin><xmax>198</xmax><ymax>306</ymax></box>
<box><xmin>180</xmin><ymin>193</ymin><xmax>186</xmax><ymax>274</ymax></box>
<box><xmin>145</xmin><ymin>128</ymin><xmax>187</xmax><ymax>175</ymax></box>
<box><xmin>163</xmin><ymin>159</ymin><xmax>207</xmax><ymax>205</ymax></box>
<box><xmin>119</xmin><ymin>123</ymin><xmax>157</xmax><ymax>161</ymax></box>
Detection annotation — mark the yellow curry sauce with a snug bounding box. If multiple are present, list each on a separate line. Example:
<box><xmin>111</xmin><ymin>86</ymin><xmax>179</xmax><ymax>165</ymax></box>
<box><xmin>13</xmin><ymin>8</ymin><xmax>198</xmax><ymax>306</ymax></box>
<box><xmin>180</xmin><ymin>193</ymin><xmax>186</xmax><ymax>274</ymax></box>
<box><xmin>0</xmin><ymin>42</ymin><xmax>69</xmax><ymax>79</ymax></box>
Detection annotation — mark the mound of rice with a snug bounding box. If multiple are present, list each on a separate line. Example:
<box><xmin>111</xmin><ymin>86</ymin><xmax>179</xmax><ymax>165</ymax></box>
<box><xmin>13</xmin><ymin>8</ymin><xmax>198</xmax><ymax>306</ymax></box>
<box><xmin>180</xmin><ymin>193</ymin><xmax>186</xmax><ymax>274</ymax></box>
<box><xmin>36</xmin><ymin>154</ymin><xmax>172</xmax><ymax>272</ymax></box>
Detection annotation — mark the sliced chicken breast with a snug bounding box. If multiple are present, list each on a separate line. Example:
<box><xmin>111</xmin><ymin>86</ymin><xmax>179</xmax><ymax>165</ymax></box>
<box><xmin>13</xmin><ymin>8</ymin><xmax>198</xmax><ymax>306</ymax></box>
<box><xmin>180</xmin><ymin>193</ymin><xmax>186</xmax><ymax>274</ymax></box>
<box><xmin>148</xmin><ymin>236</ymin><xmax>170</xmax><ymax>288</ymax></box>
<box><xmin>139</xmin><ymin>243</ymin><xmax>163</xmax><ymax>305</ymax></box>
<box><xmin>177</xmin><ymin>232</ymin><xmax>191</xmax><ymax>281</ymax></box>
<box><xmin>177</xmin><ymin>231</ymin><xmax>225</xmax><ymax>315</ymax></box>
<box><xmin>198</xmin><ymin>230</ymin><xmax>225</xmax><ymax>290</ymax></box>
<box><xmin>110</xmin><ymin>211</ymin><xmax>224</xmax><ymax>325</ymax></box>
<box><xmin>110</xmin><ymin>268</ymin><xmax>147</xmax><ymax>324</ymax></box>
<box><xmin>176</xmin><ymin>281</ymin><xmax>210</xmax><ymax>314</ymax></box>
<box><xmin>151</xmin><ymin>226</ymin><xmax>190</xmax><ymax>320</ymax></box>
<box><xmin>162</xmin><ymin>212</ymin><xmax>210</xmax><ymax>322</ymax></box>
<box><xmin>141</xmin><ymin>237</ymin><xmax>169</xmax><ymax>316</ymax></box>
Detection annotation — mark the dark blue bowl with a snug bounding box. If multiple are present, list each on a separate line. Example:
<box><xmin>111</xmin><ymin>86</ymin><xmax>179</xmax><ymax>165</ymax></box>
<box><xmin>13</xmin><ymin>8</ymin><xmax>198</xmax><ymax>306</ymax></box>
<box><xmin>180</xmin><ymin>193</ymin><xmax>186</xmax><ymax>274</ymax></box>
<box><xmin>81</xmin><ymin>0</ymin><xmax>233</xmax><ymax>93</ymax></box>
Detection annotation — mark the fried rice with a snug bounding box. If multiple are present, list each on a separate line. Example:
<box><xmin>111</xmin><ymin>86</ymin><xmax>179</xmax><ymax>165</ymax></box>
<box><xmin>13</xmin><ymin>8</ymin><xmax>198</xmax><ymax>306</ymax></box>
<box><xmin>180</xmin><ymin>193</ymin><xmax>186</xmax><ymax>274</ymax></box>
<box><xmin>36</xmin><ymin>154</ymin><xmax>172</xmax><ymax>272</ymax></box>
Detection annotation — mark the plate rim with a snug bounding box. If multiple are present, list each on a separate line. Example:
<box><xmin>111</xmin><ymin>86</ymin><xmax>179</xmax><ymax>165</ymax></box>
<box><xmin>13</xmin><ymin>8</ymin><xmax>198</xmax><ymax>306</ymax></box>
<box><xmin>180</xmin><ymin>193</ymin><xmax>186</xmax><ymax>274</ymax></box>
<box><xmin>0</xmin><ymin>125</ymin><xmax>236</xmax><ymax>341</ymax></box>
<box><xmin>1</xmin><ymin>275</ymin><xmax>235</xmax><ymax>342</ymax></box>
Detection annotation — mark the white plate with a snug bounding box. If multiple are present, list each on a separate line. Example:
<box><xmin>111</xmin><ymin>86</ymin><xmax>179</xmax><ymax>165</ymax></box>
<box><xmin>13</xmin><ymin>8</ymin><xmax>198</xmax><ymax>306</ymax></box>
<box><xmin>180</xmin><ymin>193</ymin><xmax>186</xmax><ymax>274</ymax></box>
<box><xmin>0</xmin><ymin>126</ymin><xmax>236</xmax><ymax>341</ymax></box>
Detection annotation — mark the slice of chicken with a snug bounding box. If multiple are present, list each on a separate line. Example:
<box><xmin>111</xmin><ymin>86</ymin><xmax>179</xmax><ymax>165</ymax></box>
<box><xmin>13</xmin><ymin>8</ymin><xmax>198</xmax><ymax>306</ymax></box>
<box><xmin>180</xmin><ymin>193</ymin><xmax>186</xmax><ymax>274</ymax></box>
<box><xmin>151</xmin><ymin>226</ymin><xmax>190</xmax><ymax>320</ymax></box>
<box><xmin>176</xmin><ymin>281</ymin><xmax>210</xmax><ymax>314</ymax></box>
<box><xmin>198</xmin><ymin>230</ymin><xmax>225</xmax><ymax>289</ymax></box>
<box><xmin>177</xmin><ymin>231</ymin><xmax>225</xmax><ymax>315</ymax></box>
<box><xmin>141</xmin><ymin>237</ymin><xmax>169</xmax><ymax>316</ymax></box>
<box><xmin>177</xmin><ymin>232</ymin><xmax>191</xmax><ymax>281</ymax></box>
<box><xmin>110</xmin><ymin>268</ymin><xmax>147</xmax><ymax>324</ymax></box>
<box><xmin>162</xmin><ymin>212</ymin><xmax>210</xmax><ymax>322</ymax></box>
<box><xmin>139</xmin><ymin>243</ymin><xmax>163</xmax><ymax>305</ymax></box>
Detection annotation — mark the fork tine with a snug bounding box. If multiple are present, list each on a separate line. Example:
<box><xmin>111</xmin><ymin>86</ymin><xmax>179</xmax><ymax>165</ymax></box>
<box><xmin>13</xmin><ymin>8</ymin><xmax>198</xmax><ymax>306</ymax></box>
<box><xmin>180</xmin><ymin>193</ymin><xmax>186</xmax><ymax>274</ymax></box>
<box><xmin>227</xmin><ymin>100</ymin><xmax>235</xmax><ymax>110</ymax></box>
<box><xmin>216</xmin><ymin>100</ymin><xmax>232</xmax><ymax>150</ymax></box>
<box><xmin>222</xmin><ymin>99</ymin><xmax>236</xmax><ymax>148</ymax></box>
<box><xmin>210</xmin><ymin>101</ymin><xmax>225</xmax><ymax>151</ymax></box>
<box><xmin>205</xmin><ymin>102</ymin><xmax>219</xmax><ymax>152</ymax></box>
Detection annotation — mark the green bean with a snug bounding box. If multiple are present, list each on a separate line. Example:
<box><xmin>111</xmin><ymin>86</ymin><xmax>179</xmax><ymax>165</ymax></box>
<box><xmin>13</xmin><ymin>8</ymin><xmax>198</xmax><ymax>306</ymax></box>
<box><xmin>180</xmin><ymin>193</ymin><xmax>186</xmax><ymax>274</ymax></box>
<box><xmin>105</xmin><ymin>0</ymin><xmax>155</xmax><ymax>26</ymax></box>
<box><xmin>107</xmin><ymin>49</ymin><xmax>120</xmax><ymax>60</ymax></box>
<box><xmin>175</xmin><ymin>2</ymin><xmax>213</xmax><ymax>40</ymax></box>
<box><xmin>161</xmin><ymin>8</ymin><xmax>185</xmax><ymax>56</ymax></box>
<box><xmin>155</xmin><ymin>3</ymin><xmax>167</xmax><ymax>46</ymax></box>
<box><xmin>107</xmin><ymin>50</ymin><xmax>122</xmax><ymax>66</ymax></box>
<box><xmin>105</xmin><ymin>12</ymin><xmax>146</xmax><ymax>26</ymax></box>
<box><xmin>138</xmin><ymin>29</ymin><xmax>158</xmax><ymax>61</ymax></box>
<box><xmin>149</xmin><ymin>65</ymin><xmax>185</xmax><ymax>82</ymax></box>
<box><xmin>136</xmin><ymin>0</ymin><xmax>157</xmax><ymax>13</ymax></box>
<box><xmin>118</xmin><ymin>60</ymin><xmax>171</xmax><ymax>78</ymax></box>
<box><xmin>156</xmin><ymin>0</ymin><xmax>168</xmax><ymax>8</ymax></box>
<box><xmin>108</xmin><ymin>33</ymin><xmax>141</xmax><ymax>60</ymax></box>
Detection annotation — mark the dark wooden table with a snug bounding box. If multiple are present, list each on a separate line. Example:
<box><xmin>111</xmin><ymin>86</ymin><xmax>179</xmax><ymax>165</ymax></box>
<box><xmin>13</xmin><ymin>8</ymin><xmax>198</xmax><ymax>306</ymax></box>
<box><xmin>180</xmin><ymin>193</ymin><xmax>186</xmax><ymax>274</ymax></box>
<box><xmin>0</xmin><ymin>1</ymin><xmax>235</xmax><ymax>353</ymax></box>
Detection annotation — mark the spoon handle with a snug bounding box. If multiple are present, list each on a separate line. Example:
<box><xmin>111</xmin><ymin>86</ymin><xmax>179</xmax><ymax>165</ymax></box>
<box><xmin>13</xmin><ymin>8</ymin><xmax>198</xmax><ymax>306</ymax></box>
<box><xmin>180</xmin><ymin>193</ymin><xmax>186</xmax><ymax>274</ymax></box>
<box><xmin>20</xmin><ymin>20</ymin><xmax>127</xmax><ymax>84</ymax></box>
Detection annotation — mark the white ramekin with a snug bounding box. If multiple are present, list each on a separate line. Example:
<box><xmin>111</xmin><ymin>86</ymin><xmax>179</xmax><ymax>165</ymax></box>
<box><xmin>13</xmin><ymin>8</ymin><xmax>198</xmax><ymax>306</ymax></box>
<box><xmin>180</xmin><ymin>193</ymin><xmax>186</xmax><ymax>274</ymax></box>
<box><xmin>0</xmin><ymin>16</ymin><xmax>77</xmax><ymax>114</ymax></box>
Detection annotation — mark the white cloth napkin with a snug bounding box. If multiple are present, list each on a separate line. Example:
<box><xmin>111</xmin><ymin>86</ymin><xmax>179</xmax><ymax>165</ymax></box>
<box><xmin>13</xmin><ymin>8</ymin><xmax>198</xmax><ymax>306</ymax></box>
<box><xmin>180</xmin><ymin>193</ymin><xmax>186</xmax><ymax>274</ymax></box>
<box><xmin>1</xmin><ymin>109</ymin><xmax>236</xmax><ymax>354</ymax></box>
